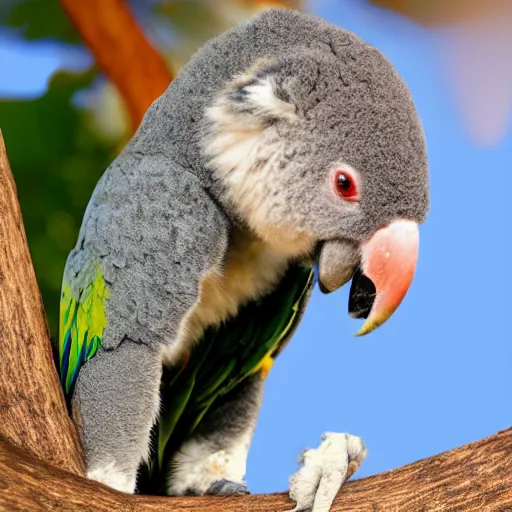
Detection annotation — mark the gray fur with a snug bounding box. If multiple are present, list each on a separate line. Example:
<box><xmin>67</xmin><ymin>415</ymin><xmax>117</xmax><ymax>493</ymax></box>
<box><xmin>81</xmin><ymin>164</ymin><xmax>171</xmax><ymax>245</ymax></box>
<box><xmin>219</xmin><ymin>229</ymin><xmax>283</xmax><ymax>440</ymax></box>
<box><xmin>73</xmin><ymin>340</ymin><xmax>162</xmax><ymax>489</ymax></box>
<box><xmin>187</xmin><ymin>373</ymin><xmax>264</xmax><ymax>451</ymax></box>
<box><xmin>64</xmin><ymin>7</ymin><xmax>429</xmax><ymax>497</ymax></box>
<box><xmin>128</xmin><ymin>7</ymin><xmax>429</xmax><ymax>241</ymax></box>
<box><xmin>66</xmin><ymin>156</ymin><xmax>228</xmax><ymax>491</ymax></box>
<box><xmin>168</xmin><ymin>374</ymin><xmax>264</xmax><ymax>495</ymax></box>
<box><xmin>65</xmin><ymin>155</ymin><xmax>229</xmax><ymax>348</ymax></box>
<box><xmin>205</xmin><ymin>480</ymin><xmax>250</xmax><ymax>496</ymax></box>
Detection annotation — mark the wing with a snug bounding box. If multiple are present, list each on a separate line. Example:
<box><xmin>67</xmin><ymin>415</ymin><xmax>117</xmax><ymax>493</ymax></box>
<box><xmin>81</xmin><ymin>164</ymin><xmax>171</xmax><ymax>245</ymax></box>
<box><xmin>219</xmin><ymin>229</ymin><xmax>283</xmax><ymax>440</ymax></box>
<box><xmin>138</xmin><ymin>263</ymin><xmax>315</xmax><ymax>494</ymax></box>
<box><xmin>59</xmin><ymin>264</ymin><xmax>109</xmax><ymax>403</ymax></box>
<box><xmin>59</xmin><ymin>153</ymin><xmax>230</xmax><ymax>408</ymax></box>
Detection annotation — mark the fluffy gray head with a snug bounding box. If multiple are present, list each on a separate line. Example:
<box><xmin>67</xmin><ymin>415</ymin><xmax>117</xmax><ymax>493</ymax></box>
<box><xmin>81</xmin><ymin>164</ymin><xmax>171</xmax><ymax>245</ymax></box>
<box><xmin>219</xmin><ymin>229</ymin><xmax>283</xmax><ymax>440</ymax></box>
<box><xmin>128</xmin><ymin>8</ymin><xmax>429</xmax><ymax>253</ymax></box>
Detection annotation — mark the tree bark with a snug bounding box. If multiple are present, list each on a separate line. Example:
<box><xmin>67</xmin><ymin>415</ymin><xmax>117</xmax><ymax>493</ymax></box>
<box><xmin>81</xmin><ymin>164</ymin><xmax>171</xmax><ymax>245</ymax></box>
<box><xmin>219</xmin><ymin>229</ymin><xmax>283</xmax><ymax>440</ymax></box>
<box><xmin>0</xmin><ymin>131</ymin><xmax>84</xmax><ymax>477</ymax></box>
<box><xmin>59</xmin><ymin>0</ymin><xmax>173</xmax><ymax>131</ymax></box>
<box><xmin>1</xmin><ymin>130</ymin><xmax>511</xmax><ymax>510</ymax></box>
<box><xmin>1</xmin><ymin>422</ymin><xmax>512</xmax><ymax>511</ymax></box>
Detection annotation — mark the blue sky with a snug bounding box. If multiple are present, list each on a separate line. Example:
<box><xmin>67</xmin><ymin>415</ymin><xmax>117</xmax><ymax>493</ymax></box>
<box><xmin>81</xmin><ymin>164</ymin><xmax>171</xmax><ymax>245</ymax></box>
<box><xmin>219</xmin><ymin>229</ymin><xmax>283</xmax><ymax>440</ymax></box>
<box><xmin>1</xmin><ymin>0</ymin><xmax>510</xmax><ymax>496</ymax></box>
<box><xmin>250</xmin><ymin>0</ymin><xmax>512</xmax><ymax>493</ymax></box>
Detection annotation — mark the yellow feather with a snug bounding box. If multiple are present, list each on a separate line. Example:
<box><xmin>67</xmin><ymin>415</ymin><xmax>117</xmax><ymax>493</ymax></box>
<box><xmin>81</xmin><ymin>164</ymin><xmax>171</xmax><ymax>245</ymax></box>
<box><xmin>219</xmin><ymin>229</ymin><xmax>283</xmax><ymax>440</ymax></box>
<box><xmin>256</xmin><ymin>353</ymin><xmax>275</xmax><ymax>380</ymax></box>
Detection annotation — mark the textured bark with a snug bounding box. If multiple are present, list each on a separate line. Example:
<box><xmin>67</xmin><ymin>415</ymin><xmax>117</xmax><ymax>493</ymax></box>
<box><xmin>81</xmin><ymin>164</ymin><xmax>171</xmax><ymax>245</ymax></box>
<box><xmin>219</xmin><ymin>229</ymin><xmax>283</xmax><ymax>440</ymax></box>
<box><xmin>1</xmin><ymin>132</ymin><xmax>512</xmax><ymax>510</ymax></box>
<box><xmin>59</xmin><ymin>0</ymin><xmax>172</xmax><ymax>131</ymax></box>
<box><xmin>1</xmin><ymin>426</ymin><xmax>512</xmax><ymax>511</ymax></box>
<box><xmin>0</xmin><ymin>131</ymin><xmax>84</xmax><ymax>477</ymax></box>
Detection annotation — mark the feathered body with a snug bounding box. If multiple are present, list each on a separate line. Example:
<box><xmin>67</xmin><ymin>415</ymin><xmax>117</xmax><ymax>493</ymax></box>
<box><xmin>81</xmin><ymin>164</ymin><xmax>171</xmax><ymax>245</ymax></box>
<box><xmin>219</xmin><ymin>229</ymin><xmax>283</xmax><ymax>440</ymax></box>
<box><xmin>60</xmin><ymin>259</ymin><xmax>314</xmax><ymax>494</ymax></box>
<box><xmin>139</xmin><ymin>264</ymin><xmax>313</xmax><ymax>493</ymax></box>
<box><xmin>58</xmin><ymin>7</ymin><xmax>429</xmax><ymax>502</ymax></box>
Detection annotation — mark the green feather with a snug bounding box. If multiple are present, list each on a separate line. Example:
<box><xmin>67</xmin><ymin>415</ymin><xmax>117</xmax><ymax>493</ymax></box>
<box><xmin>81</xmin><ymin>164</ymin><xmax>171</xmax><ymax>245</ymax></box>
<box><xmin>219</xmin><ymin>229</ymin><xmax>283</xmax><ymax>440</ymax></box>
<box><xmin>137</xmin><ymin>263</ymin><xmax>314</xmax><ymax>495</ymax></box>
<box><xmin>57</xmin><ymin>259</ymin><xmax>314</xmax><ymax>495</ymax></box>
<box><xmin>59</xmin><ymin>265</ymin><xmax>108</xmax><ymax>401</ymax></box>
<box><xmin>158</xmin><ymin>373</ymin><xmax>196</xmax><ymax>468</ymax></box>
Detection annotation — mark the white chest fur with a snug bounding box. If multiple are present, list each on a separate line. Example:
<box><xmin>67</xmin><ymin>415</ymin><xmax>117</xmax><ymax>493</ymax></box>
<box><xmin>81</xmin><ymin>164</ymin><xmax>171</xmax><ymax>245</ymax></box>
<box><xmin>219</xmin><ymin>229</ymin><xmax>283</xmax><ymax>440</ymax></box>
<box><xmin>162</xmin><ymin>229</ymin><xmax>305</xmax><ymax>365</ymax></box>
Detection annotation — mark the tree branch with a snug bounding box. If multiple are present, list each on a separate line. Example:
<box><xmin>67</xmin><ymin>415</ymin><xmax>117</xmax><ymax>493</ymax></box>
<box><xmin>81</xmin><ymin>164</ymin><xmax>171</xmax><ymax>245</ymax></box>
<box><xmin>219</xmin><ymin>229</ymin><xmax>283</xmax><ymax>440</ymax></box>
<box><xmin>0</xmin><ymin>131</ymin><xmax>84</xmax><ymax>477</ymax></box>
<box><xmin>1</xmin><ymin>425</ymin><xmax>512</xmax><ymax>511</ymax></box>
<box><xmin>58</xmin><ymin>0</ymin><xmax>303</xmax><ymax>131</ymax></box>
<box><xmin>59</xmin><ymin>0</ymin><xmax>173</xmax><ymax>131</ymax></box>
<box><xmin>1</xmin><ymin>130</ymin><xmax>511</xmax><ymax>510</ymax></box>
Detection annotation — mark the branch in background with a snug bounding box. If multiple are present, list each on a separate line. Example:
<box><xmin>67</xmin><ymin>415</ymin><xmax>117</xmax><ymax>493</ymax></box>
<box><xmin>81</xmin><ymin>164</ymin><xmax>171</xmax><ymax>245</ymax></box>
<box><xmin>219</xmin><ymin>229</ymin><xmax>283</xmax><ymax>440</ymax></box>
<box><xmin>59</xmin><ymin>0</ymin><xmax>173</xmax><ymax>132</ymax></box>
<box><xmin>0</xmin><ymin>131</ymin><xmax>84</xmax><ymax>477</ymax></box>
<box><xmin>58</xmin><ymin>0</ymin><xmax>301</xmax><ymax>131</ymax></box>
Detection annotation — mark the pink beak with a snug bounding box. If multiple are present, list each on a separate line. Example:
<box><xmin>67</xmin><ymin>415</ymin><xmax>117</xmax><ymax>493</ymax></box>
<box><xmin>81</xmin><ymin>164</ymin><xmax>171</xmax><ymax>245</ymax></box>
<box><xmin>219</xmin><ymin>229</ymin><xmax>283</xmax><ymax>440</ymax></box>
<box><xmin>352</xmin><ymin>220</ymin><xmax>420</xmax><ymax>336</ymax></box>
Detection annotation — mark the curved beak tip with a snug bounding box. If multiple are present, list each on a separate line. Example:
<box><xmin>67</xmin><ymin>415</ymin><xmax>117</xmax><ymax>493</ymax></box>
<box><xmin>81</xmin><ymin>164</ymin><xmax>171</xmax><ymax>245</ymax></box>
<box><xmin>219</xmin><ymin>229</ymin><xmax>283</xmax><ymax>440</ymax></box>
<box><xmin>355</xmin><ymin>323</ymin><xmax>375</xmax><ymax>337</ymax></box>
<box><xmin>354</xmin><ymin>311</ymin><xmax>392</xmax><ymax>337</ymax></box>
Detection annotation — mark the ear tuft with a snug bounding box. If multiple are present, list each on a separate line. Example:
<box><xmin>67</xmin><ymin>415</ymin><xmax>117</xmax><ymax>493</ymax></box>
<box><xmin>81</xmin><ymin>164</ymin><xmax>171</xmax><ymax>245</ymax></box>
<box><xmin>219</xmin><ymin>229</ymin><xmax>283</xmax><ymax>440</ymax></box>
<box><xmin>231</xmin><ymin>73</ymin><xmax>296</xmax><ymax>121</ymax></box>
<box><xmin>209</xmin><ymin>61</ymin><xmax>297</xmax><ymax>127</ymax></box>
<box><xmin>203</xmin><ymin>61</ymin><xmax>297</xmax><ymax>185</ymax></box>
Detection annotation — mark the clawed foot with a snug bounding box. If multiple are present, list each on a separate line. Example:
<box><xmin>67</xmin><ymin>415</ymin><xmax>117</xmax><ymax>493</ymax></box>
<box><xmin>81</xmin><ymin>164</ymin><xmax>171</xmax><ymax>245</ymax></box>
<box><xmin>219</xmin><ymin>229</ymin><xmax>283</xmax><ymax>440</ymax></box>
<box><xmin>288</xmin><ymin>432</ymin><xmax>367</xmax><ymax>512</ymax></box>
<box><xmin>205</xmin><ymin>479</ymin><xmax>251</xmax><ymax>496</ymax></box>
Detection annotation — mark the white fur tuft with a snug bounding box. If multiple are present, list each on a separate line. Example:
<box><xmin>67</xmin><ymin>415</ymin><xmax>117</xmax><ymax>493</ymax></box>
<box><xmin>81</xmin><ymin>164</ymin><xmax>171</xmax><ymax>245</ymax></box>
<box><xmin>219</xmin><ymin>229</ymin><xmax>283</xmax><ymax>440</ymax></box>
<box><xmin>168</xmin><ymin>431</ymin><xmax>252</xmax><ymax>495</ymax></box>
<box><xmin>88</xmin><ymin>462</ymin><xmax>136</xmax><ymax>494</ymax></box>
<box><xmin>289</xmin><ymin>433</ymin><xmax>368</xmax><ymax>512</ymax></box>
<box><xmin>244</xmin><ymin>75</ymin><xmax>297</xmax><ymax>120</ymax></box>
<box><xmin>203</xmin><ymin>79</ymin><xmax>314</xmax><ymax>257</ymax></box>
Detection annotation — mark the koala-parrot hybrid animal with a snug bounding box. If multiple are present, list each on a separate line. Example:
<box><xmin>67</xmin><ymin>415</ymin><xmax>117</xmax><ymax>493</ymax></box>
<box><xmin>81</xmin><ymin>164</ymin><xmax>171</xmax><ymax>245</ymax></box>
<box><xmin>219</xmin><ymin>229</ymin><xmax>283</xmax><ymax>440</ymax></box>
<box><xmin>59</xmin><ymin>8</ymin><xmax>429</xmax><ymax>511</ymax></box>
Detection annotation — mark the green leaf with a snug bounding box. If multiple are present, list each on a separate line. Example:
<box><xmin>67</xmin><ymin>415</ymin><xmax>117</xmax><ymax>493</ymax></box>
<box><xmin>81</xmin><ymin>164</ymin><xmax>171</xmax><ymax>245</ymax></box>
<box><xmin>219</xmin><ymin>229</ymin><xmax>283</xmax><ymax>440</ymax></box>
<box><xmin>1</xmin><ymin>0</ymin><xmax>82</xmax><ymax>44</ymax></box>
<box><xmin>155</xmin><ymin>0</ymin><xmax>227</xmax><ymax>41</ymax></box>
<box><xmin>0</xmin><ymin>68</ymin><xmax>117</xmax><ymax>339</ymax></box>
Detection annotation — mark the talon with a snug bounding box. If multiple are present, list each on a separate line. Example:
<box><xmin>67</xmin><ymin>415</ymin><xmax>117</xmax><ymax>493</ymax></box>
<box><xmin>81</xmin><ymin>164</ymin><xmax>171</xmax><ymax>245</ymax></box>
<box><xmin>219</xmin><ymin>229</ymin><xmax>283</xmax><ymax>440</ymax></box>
<box><xmin>346</xmin><ymin>434</ymin><xmax>368</xmax><ymax>467</ymax></box>
<box><xmin>288</xmin><ymin>432</ymin><xmax>368</xmax><ymax>512</ymax></box>
<box><xmin>205</xmin><ymin>479</ymin><xmax>250</xmax><ymax>496</ymax></box>
<box><xmin>345</xmin><ymin>460</ymin><xmax>360</xmax><ymax>481</ymax></box>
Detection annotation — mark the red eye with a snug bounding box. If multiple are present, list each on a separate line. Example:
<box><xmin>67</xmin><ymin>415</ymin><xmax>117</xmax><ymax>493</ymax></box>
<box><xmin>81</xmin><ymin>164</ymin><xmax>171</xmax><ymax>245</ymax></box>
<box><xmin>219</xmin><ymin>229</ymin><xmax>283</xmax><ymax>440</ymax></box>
<box><xmin>334</xmin><ymin>170</ymin><xmax>359</xmax><ymax>201</ymax></box>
